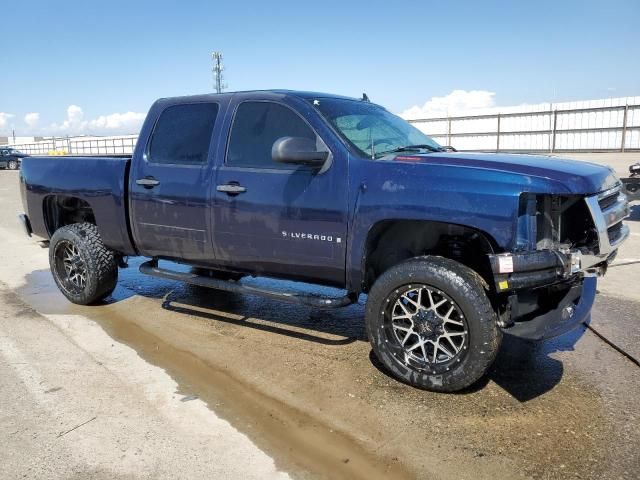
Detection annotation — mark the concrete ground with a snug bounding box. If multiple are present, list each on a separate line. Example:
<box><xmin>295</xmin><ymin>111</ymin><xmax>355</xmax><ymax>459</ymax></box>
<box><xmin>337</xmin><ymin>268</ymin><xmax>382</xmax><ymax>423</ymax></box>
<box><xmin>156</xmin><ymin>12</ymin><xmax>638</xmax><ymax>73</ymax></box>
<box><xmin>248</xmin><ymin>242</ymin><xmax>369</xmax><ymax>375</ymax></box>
<box><xmin>555</xmin><ymin>152</ymin><xmax>640</xmax><ymax>178</ymax></box>
<box><xmin>0</xmin><ymin>153</ymin><xmax>639</xmax><ymax>479</ymax></box>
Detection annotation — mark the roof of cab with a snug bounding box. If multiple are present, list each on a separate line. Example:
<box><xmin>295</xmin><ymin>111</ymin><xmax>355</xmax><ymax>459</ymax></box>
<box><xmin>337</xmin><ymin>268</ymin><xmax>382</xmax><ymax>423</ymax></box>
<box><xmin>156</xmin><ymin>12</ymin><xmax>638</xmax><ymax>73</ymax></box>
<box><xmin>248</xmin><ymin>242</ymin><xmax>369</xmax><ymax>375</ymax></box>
<box><xmin>155</xmin><ymin>89</ymin><xmax>361</xmax><ymax>104</ymax></box>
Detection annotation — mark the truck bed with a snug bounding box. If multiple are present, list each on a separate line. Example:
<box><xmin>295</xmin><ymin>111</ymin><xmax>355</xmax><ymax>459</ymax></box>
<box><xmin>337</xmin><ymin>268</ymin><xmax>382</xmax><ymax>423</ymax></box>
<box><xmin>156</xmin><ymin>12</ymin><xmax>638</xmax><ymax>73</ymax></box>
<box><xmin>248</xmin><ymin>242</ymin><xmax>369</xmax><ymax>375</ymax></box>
<box><xmin>20</xmin><ymin>155</ymin><xmax>136</xmax><ymax>255</ymax></box>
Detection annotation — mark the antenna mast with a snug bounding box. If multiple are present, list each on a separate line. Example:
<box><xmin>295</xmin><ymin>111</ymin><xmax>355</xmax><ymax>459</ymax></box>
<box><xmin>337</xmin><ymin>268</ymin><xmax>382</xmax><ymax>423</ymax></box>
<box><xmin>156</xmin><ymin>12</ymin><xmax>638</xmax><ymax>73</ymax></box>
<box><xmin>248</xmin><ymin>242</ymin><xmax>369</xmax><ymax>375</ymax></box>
<box><xmin>212</xmin><ymin>51</ymin><xmax>225</xmax><ymax>94</ymax></box>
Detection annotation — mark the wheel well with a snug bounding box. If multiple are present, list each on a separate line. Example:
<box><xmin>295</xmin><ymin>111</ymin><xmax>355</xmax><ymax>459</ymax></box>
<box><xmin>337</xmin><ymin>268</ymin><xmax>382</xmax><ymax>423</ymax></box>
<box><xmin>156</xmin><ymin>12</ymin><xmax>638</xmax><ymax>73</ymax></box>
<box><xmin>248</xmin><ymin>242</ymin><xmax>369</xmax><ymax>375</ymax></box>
<box><xmin>43</xmin><ymin>195</ymin><xmax>96</xmax><ymax>236</ymax></box>
<box><xmin>362</xmin><ymin>220</ymin><xmax>498</xmax><ymax>291</ymax></box>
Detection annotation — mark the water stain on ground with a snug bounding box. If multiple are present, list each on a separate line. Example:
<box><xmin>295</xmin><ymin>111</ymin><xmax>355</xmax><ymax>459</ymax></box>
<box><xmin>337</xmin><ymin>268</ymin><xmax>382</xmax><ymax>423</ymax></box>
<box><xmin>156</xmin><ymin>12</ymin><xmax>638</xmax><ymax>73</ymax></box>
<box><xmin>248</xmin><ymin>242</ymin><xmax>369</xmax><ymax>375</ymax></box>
<box><xmin>18</xmin><ymin>270</ymin><xmax>412</xmax><ymax>480</ymax></box>
<box><xmin>17</xmin><ymin>264</ymin><xmax>633</xmax><ymax>480</ymax></box>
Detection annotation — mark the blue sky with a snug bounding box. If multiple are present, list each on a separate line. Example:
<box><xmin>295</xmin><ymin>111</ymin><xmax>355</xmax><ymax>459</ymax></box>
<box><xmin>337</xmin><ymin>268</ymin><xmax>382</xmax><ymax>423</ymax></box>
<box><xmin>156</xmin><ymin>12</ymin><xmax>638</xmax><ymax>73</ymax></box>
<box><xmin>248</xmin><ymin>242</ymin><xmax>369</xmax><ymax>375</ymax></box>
<box><xmin>1</xmin><ymin>0</ymin><xmax>639</xmax><ymax>135</ymax></box>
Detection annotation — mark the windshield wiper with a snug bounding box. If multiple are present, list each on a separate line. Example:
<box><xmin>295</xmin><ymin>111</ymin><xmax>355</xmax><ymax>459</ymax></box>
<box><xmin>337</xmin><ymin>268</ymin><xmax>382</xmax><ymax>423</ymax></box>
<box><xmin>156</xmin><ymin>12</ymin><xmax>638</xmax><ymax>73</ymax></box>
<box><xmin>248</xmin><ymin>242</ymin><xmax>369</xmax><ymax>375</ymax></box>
<box><xmin>374</xmin><ymin>144</ymin><xmax>444</xmax><ymax>158</ymax></box>
<box><xmin>399</xmin><ymin>144</ymin><xmax>444</xmax><ymax>152</ymax></box>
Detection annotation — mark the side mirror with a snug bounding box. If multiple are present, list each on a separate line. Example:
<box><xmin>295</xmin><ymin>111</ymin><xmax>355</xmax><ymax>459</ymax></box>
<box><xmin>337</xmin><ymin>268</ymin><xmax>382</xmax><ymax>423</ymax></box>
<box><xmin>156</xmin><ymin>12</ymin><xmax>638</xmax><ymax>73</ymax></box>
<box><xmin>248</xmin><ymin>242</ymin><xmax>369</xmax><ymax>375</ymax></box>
<box><xmin>272</xmin><ymin>136</ymin><xmax>329</xmax><ymax>168</ymax></box>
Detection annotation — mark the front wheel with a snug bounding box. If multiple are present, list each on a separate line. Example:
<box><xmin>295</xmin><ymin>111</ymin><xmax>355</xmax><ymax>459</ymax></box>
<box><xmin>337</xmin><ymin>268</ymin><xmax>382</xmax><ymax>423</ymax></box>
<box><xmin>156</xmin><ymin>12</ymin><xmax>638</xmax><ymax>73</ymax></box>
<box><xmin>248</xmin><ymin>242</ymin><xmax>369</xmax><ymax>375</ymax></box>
<box><xmin>365</xmin><ymin>256</ymin><xmax>501</xmax><ymax>392</ymax></box>
<box><xmin>49</xmin><ymin>223</ymin><xmax>118</xmax><ymax>305</ymax></box>
<box><xmin>7</xmin><ymin>160</ymin><xmax>18</xmax><ymax>170</ymax></box>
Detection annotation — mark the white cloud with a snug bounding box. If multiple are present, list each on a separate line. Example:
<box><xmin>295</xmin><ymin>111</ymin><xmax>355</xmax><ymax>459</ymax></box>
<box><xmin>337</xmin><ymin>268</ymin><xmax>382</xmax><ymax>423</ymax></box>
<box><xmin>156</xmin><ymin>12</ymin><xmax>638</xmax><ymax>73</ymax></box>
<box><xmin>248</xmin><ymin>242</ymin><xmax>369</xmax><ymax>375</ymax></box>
<box><xmin>401</xmin><ymin>90</ymin><xmax>496</xmax><ymax>119</ymax></box>
<box><xmin>88</xmin><ymin>111</ymin><xmax>146</xmax><ymax>132</ymax></box>
<box><xmin>50</xmin><ymin>104</ymin><xmax>85</xmax><ymax>133</ymax></box>
<box><xmin>0</xmin><ymin>112</ymin><xmax>15</xmax><ymax>130</ymax></box>
<box><xmin>49</xmin><ymin>105</ymin><xmax>145</xmax><ymax>135</ymax></box>
<box><xmin>67</xmin><ymin>105</ymin><xmax>84</xmax><ymax>124</ymax></box>
<box><xmin>24</xmin><ymin>112</ymin><xmax>40</xmax><ymax>128</ymax></box>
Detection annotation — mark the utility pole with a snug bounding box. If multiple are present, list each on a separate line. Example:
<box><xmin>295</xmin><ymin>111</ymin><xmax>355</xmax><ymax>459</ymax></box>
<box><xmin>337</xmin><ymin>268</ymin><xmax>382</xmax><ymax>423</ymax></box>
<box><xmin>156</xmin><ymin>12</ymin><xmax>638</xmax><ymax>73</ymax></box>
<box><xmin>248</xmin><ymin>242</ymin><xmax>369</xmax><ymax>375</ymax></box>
<box><xmin>212</xmin><ymin>52</ymin><xmax>225</xmax><ymax>94</ymax></box>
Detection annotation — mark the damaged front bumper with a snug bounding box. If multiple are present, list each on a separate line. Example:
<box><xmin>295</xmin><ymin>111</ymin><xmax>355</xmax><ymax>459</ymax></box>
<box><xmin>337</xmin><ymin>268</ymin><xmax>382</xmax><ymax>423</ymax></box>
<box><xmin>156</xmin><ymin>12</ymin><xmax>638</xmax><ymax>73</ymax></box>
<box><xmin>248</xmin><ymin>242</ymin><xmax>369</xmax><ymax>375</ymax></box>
<box><xmin>505</xmin><ymin>276</ymin><xmax>596</xmax><ymax>341</ymax></box>
<box><xmin>487</xmin><ymin>183</ymin><xmax>630</xmax><ymax>341</ymax></box>
<box><xmin>487</xmin><ymin>250</ymin><xmax>601</xmax><ymax>341</ymax></box>
<box><xmin>489</xmin><ymin>249</ymin><xmax>584</xmax><ymax>293</ymax></box>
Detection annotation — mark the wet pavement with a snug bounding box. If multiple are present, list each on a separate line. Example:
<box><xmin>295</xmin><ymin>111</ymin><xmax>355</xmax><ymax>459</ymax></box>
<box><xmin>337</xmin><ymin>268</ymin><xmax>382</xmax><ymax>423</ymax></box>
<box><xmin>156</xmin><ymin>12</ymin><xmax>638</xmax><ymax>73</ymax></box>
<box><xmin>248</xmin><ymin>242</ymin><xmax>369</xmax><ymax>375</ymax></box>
<box><xmin>1</xmin><ymin>170</ymin><xmax>639</xmax><ymax>479</ymax></box>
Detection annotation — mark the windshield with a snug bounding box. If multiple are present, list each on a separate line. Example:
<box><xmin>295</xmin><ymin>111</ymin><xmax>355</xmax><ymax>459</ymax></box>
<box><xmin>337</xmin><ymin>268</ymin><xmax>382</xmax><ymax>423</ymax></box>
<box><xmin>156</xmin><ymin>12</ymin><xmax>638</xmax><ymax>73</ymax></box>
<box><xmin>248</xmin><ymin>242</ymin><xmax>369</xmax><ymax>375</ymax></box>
<box><xmin>310</xmin><ymin>98</ymin><xmax>441</xmax><ymax>159</ymax></box>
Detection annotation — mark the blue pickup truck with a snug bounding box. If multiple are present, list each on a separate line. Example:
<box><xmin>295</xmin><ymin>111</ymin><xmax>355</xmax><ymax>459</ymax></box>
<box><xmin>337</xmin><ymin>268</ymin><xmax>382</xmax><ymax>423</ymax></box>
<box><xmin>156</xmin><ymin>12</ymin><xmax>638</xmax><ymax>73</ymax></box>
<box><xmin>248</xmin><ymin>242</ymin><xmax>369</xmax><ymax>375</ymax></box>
<box><xmin>18</xmin><ymin>90</ymin><xmax>630</xmax><ymax>392</ymax></box>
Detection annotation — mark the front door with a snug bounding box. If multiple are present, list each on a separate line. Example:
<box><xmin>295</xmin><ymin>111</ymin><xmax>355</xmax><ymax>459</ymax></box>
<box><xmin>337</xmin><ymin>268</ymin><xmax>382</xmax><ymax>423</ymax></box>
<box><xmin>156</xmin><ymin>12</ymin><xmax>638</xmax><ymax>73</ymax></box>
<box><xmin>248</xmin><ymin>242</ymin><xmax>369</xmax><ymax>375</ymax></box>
<box><xmin>129</xmin><ymin>102</ymin><xmax>219</xmax><ymax>261</ymax></box>
<box><xmin>213</xmin><ymin>100</ymin><xmax>348</xmax><ymax>286</ymax></box>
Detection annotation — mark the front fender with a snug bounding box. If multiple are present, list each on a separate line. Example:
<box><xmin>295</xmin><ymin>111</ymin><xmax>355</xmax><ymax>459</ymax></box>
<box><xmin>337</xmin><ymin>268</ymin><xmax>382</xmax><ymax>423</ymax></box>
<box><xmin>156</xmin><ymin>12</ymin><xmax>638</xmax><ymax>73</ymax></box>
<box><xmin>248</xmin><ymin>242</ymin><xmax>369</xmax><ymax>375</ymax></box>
<box><xmin>345</xmin><ymin>159</ymin><xmax>533</xmax><ymax>291</ymax></box>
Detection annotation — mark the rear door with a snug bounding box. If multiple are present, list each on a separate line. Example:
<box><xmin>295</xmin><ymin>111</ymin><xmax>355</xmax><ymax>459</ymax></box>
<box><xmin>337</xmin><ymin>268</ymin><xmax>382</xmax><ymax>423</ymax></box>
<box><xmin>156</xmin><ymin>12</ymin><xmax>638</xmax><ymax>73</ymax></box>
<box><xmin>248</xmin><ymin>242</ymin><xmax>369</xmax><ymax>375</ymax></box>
<box><xmin>212</xmin><ymin>99</ymin><xmax>349</xmax><ymax>286</ymax></box>
<box><xmin>129</xmin><ymin>102</ymin><xmax>219</xmax><ymax>261</ymax></box>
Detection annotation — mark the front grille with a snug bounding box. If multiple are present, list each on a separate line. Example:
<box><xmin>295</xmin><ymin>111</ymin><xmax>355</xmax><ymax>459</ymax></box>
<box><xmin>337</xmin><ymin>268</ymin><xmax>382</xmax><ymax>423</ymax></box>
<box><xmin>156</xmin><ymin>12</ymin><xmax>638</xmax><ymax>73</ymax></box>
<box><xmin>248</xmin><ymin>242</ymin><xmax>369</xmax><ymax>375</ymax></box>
<box><xmin>584</xmin><ymin>183</ymin><xmax>630</xmax><ymax>263</ymax></box>
<box><xmin>607</xmin><ymin>222</ymin><xmax>624</xmax><ymax>244</ymax></box>
<box><xmin>598</xmin><ymin>189</ymin><xmax>620</xmax><ymax>211</ymax></box>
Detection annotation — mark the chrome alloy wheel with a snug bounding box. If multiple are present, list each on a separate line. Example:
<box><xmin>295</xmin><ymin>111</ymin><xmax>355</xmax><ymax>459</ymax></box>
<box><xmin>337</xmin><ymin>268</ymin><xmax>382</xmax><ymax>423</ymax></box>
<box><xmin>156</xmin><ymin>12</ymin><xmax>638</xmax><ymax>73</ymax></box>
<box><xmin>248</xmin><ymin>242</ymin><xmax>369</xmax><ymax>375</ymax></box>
<box><xmin>54</xmin><ymin>241</ymin><xmax>87</xmax><ymax>294</ymax></box>
<box><xmin>384</xmin><ymin>285</ymin><xmax>469</xmax><ymax>370</ymax></box>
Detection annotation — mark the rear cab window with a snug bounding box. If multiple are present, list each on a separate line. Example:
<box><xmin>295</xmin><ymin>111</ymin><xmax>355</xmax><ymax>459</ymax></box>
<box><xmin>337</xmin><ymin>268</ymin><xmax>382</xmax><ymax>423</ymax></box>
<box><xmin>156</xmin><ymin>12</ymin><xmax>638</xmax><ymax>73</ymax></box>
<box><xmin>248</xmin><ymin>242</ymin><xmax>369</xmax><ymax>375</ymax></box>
<box><xmin>148</xmin><ymin>103</ymin><xmax>219</xmax><ymax>165</ymax></box>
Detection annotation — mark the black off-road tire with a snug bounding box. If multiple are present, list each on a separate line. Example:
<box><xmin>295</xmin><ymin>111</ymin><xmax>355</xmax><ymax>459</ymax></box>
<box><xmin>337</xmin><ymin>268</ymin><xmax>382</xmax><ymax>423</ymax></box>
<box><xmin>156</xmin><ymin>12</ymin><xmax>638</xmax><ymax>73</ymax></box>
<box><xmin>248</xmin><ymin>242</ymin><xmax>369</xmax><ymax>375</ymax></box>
<box><xmin>365</xmin><ymin>256</ymin><xmax>501</xmax><ymax>392</ymax></box>
<box><xmin>7</xmin><ymin>160</ymin><xmax>18</xmax><ymax>170</ymax></box>
<box><xmin>49</xmin><ymin>223</ymin><xmax>118</xmax><ymax>305</ymax></box>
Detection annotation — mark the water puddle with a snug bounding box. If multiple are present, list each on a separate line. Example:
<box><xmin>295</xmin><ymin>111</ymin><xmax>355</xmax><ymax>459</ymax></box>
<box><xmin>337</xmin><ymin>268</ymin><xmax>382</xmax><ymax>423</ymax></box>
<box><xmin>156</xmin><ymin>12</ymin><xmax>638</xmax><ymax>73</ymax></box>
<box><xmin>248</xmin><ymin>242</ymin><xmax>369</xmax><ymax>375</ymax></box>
<box><xmin>17</xmin><ymin>269</ymin><xmax>413</xmax><ymax>480</ymax></box>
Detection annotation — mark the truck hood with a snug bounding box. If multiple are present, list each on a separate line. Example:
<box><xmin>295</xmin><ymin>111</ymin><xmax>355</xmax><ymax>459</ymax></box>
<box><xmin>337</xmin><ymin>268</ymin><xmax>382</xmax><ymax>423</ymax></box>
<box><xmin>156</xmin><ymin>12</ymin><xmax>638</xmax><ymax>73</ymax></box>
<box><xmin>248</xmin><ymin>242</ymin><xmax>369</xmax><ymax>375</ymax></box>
<box><xmin>393</xmin><ymin>152</ymin><xmax>618</xmax><ymax>194</ymax></box>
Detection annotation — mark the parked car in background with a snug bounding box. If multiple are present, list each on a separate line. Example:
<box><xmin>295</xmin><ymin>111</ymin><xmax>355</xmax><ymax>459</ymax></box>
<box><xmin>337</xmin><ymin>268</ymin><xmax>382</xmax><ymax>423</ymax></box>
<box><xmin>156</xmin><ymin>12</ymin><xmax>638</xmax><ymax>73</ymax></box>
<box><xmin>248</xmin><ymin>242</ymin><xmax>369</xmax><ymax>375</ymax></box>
<box><xmin>622</xmin><ymin>162</ymin><xmax>640</xmax><ymax>202</ymax></box>
<box><xmin>0</xmin><ymin>148</ymin><xmax>28</xmax><ymax>170</ymax></box>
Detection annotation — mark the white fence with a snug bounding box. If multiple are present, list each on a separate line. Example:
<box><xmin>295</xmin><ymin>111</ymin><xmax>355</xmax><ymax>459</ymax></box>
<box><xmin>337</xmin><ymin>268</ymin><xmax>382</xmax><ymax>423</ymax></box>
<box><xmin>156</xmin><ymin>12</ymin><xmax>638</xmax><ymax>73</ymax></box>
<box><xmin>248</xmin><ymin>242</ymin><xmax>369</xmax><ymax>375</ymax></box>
<box><xmin>7</xmin><ymin>96</ymin><xmax>640</xmax><ymax>155</ymax></box>
<box><xmin>409</xmin><ymin>99</ymin><xmax>640</xmax><ymax>152</ymax></box>
<box><xmin>9</xmin><ymin>135</ymin><xmax>138</xmax><ymax>155</ymax></box>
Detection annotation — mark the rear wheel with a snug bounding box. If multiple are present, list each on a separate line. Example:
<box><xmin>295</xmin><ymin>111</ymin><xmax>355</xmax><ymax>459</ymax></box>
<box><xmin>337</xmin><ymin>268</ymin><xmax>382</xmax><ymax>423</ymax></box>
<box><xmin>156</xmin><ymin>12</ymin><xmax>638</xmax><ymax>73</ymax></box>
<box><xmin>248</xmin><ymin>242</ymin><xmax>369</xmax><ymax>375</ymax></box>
<box><xmin>7</xmin><ymin>160</ymin><xmax>18</xmax><ymax>170</ymax></box>
<box><xmin>365</xmin><ymin>256</ymin><xmax>501</xmax><ymax>392</ymax></box>
<box><xmin>49</xmin><ymin>223</ymin><xmax>118</xmax><ymax>305</ymax></box>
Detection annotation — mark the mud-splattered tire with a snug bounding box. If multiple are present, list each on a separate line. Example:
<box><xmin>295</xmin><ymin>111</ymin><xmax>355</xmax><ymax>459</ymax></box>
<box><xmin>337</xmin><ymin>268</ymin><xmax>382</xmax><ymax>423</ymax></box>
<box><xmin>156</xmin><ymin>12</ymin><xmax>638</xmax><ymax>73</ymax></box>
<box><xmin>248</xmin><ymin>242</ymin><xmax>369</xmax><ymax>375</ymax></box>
<box><xmin>365</xmin><ymin>256</ymin><xmax>501</xmax><ymax>392</ymax></box>
<box><xmin>49</xmin><ymin>223</ymin><xmax>118</xmax><ymax>305</ymax></box>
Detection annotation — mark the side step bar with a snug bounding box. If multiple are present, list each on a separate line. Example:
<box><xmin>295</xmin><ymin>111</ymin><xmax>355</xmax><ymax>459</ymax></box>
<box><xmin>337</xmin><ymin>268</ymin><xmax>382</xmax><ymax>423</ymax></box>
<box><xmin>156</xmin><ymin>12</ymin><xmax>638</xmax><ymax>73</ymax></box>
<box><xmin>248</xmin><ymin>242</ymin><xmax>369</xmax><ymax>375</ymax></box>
<box><xmin>139</xmin><ymin>259</ymin><xmax>358</xmax><ymax>309</ymax></box>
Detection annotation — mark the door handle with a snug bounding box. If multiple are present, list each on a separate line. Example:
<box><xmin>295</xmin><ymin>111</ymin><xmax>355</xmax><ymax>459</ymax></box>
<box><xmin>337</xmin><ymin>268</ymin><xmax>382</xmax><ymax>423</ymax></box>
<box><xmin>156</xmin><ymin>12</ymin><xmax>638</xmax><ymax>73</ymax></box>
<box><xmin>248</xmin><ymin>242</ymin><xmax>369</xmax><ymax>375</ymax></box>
<box><xmin>217</xmin><ymin>183</ymin><xmax>247</xmax><ymax>195</ymax></box>
<box><xmin>136</xmin><ymin>177</ymin><xmax>160</xmax><ymax>189</ymax></box>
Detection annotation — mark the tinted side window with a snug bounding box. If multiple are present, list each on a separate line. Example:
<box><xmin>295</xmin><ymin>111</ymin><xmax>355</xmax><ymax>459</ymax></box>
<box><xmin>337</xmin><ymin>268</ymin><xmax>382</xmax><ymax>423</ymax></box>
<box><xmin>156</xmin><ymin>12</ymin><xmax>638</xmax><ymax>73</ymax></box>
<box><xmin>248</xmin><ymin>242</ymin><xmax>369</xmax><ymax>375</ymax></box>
<box><xmin>149</xmin><ymin>103</ymin><xmax>218</xmax><ymax>165</ymax></box>
<box><xmin>227</xmin><ymin>102</ymin><xmax>316</xmax><ymax>168</ymax></box>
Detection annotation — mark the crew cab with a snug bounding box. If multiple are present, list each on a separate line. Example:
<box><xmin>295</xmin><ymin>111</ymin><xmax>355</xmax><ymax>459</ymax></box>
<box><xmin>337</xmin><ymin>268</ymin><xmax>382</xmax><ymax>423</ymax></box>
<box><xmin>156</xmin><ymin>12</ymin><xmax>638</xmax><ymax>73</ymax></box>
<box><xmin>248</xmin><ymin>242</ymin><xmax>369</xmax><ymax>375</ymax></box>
<box><xmin>18</xmin><ymin>90</ymin><xmax>630</xmax><ymax>392</ymax></box>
